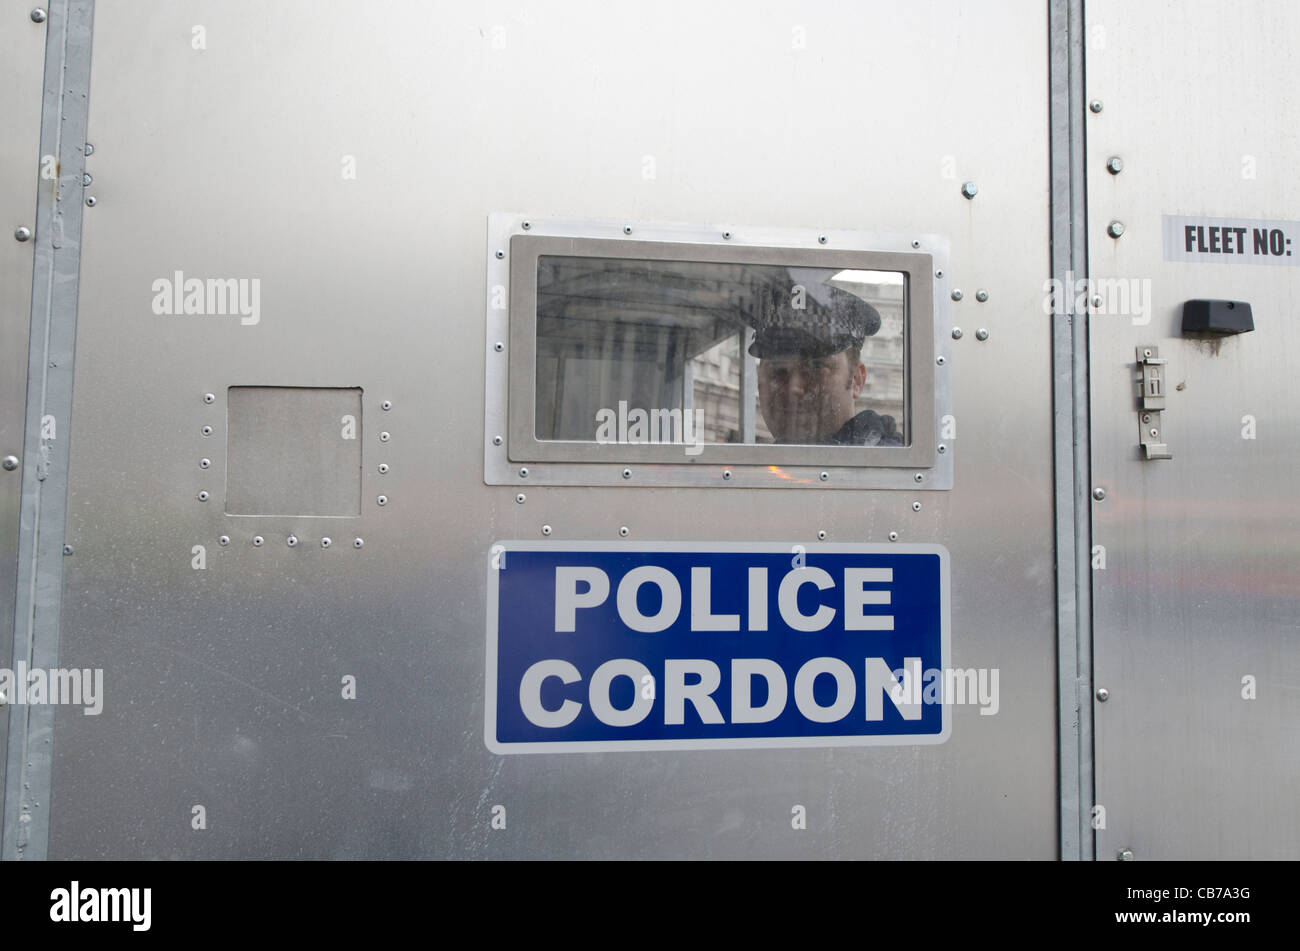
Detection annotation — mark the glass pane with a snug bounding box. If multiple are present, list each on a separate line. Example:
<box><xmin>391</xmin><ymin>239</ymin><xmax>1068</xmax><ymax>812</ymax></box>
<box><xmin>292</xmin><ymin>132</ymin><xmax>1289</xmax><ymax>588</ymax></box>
<box><xmin>535</xmin><ymin>256</ymin><xmax>907</xmax><ymax>448</ymax></box>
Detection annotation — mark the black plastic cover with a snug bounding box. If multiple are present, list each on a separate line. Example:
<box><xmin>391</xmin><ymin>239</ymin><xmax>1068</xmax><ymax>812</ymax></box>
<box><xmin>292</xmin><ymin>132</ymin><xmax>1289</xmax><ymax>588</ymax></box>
<box><xmin>1181</xmin><ymin>299</ymin><xmax>1254</xmax><ymax>335</ymax></box>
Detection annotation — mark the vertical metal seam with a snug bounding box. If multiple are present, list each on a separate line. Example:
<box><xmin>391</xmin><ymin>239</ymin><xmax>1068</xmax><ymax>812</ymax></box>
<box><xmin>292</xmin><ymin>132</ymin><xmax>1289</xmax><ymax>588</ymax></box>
<box><xmin>2</xmin><ymin>0</ymin><xmax>94</xmax><ymax>862</ymax></box>
<box><xmin>1049</xmin><ymin>0</ymin><xmax>1095</xmax><ymax>861</ymax></box>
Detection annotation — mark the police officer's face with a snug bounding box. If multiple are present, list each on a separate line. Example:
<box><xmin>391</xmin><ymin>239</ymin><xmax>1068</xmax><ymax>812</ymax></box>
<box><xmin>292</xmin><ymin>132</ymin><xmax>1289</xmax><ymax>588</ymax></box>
<box><xmin>757</xmin><ymin>350</ymin><xmax>867</xmax><ymax>443</ymax></box>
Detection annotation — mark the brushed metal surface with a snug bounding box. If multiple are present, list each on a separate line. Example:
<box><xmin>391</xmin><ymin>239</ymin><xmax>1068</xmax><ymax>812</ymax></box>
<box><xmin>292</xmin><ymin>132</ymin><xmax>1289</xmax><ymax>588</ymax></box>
<box><xmin>51</xmin><ymin>0</ymin><xmax>1056</xmax><ymax>858</ymax></box>
<box><xmin>1087</xmin><ymin>0</ymin><xmax>1300</xmax><ymax>859</ymax></box>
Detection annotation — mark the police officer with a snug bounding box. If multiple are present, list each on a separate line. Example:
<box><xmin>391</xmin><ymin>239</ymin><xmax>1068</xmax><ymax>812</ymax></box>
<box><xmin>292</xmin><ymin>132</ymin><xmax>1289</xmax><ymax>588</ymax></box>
<box><xmin>748</xmin><ymin>270</ymin><xmax>904</xmax><ymax>446</ymax></box>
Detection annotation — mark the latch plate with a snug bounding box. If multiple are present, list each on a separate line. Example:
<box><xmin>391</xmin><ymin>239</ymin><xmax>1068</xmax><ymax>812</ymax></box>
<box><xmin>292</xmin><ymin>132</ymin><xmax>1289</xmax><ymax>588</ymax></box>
<box><xmin>1136</xmin><ymin>345</ymin><xmax>1172</xmax><ymax>460</ymax></box>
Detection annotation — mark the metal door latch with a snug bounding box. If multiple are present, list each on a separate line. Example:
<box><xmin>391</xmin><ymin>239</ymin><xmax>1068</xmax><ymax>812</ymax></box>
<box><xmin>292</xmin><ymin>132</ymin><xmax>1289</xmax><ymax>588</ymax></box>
<box><xmin>1136</xmin><ymin>346</ymin><xmax>1172</xmax><ymax>460</ymax></box>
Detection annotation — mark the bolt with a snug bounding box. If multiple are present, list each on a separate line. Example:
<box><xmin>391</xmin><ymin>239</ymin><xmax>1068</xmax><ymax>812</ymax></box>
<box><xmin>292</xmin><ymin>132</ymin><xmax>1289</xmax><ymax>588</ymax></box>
<box><xmin>1142</xmin><ymin>414</ymin><xmax>1151</xmax><ymax>424</ymax></box>
<box><xmin>541</xmin><ymin>525</ymin><xmax>552</xmax><ymax>536</ymax></box>
<box><xmin>85</xmin><ymin>196</ymin><xmax>96</xmax><ymax>207</ymax></box>
<box><xmin>1089</xmin><ymin>99</ymin><xmax>1103</xmax><ymax>113</ymax></box>
<box><xmin>377</xmin><ymin>495</ymin><xmax>388</xmax><ymax>506</ymax></box>
<box><xmin>975</xmin><ymin>328</ymin><xmax>989</xmax><ymax>341</ymax></box>
<box><xmin>378</xmin><ymin>463</ymin><xmax>389</xmax><ymax>474</ymax></box>
<box><xmin>253</xmin><ymin>536</ymin><xmax>264</xmax><ymax>547</ymax></box>
<box><xmin>952</xmin><ymin>328</ymin><xmax>963</xmax><ymax>339</ymax></box>
<box><xmin>201</xmin><ymin>425</ymin><xmax>213</xmax><ymax>436</ymax></box>
<box><xmin>14</xmin><ymin>227</ymin><xmax>31</xmax><ymax>242</ymax></box>
<box><xmin>63</xmin><ymin>545</ymin><xmax>72</xmax><ymax>556</ymax></box>
<box><xmin>622</xmin><ymin>468</ymin><xmax>632</xmax><ymax>479</ymax></box>
<box><xmin>619</xmin><ymin>526</ymin><xmax>629</xmax><ymax>537</ymax></box>
<box><xmin>381</xmin><ymin>400</ymin><xmax>392</xmax><ymax>411</ymax></box>
<box><xmin>379</xmin><ymin>431</ymin><xmax>390</xmax><ymax>442</ymax></box>
<box><xmin>199</xmin><ymin>458</ymin><xmax>210</xmax><ymax>469</ymax></box>
<box><xmin>960</xmin><ymin>181</ymin><xmax>978</xmax><ymax>199</ymax></box>
<box><xmin>494</xmin><ymin>249</ymin><xmax>505</xmax><ymax>259</ymax></box>
<box><xmin>1106</xmin><ymin>156</ymin><xmax>1124</xmax><ymax>175</ymax></box>
<box><xmin>1117</xmin><ymin>849</ymin><xmax>1134</xmax><ymax>862</ymax></box>
<box><xmin>197</xmin><ymin>491</ymin><xmax>209</xmax><ymax>501</ymax></box>
<box><xmin>951</xmin><ymin>289</ymin><xmax>963</xmax><ymax>302</ymax></box>
<box><xmin>819</xmin><ymin>471</ymin><xmax>829</xmax><ymax>482</ymax></box>
<box><xmin>1093</xmin><ymin>487</ymin><xmax>1106</xmax><ymax>501</ymax></box>
<box><xmin>888</xmin><ymin>531</ymin><xmax>899</xmax><ymax>542</ymax></box>
<box><xmin>1107</xmin><ymin>220</ymin><xmax>1126</xmax><ymax>238</ymax></box>
<box><xmin>203</xmin><ymin>393</ymin><xmax>215</xmax><ymax>404</ymax></box>
<box><xmin>975</xmin><ymin>289</ymin><xmax>989</xmax><ymax>303</ymax></box>
<box><xmin>1096</xmin><ymin>687</ymin><xmax>1109</xmax><ymax>701</ymax></box>
<box><xmin>218</xmin><ymin>536</ymin><xmax>230</xmax><ymax>546</ymax></box>
<box><xmin>287</xmin><ymin>535</ymin><xmax>298</xmax><ymax>547</ymax></box>
<box><xmin>817</xmin><ymin>235</ymin><xmax>827</xmax><ymax>245</ymax></box>
<box><xmin>912</xmin><ymin>501</ymin><xmax>922</xmax><ymax>511</ymax></box>
<box><xmin>30</xmin><ymin>9</ymin><xmax>46</xmax><ymax>23</ymax></box>
<box><xmin>2</xmin><ymin>455</ymin><xmax>18</xmax><ymax>471</ymax></box>
<box><xmin>353</xmin><ymin>538</ymin><xmax>364</xmax><ymax>549</ymax></box>
<box><xmin>321</xmin><ymin>537</ymin><xmax>331</xmax><ymax>548</ymax></box>
<box><xmin>515</xmin><ymin>493</ymin><xmax>525</xmax><ymax>504</ymax></box>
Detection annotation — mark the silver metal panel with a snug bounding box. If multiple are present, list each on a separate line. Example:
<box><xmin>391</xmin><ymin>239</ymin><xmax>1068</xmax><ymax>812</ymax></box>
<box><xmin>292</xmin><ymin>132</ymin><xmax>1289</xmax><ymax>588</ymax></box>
<box><xmin>51</xmin><ymin>0</ymin><xmax>1057</xmax><ymax>859</ymax></box>
<box><xmin>1087</xmin><ymin>0</ymin><xmax>1300</xmax><ymax>859</ymax></box>
<box><xmin>0</xmin><ymin>0</ymin><xmax>52</xmax><ymax>835</ymax></box>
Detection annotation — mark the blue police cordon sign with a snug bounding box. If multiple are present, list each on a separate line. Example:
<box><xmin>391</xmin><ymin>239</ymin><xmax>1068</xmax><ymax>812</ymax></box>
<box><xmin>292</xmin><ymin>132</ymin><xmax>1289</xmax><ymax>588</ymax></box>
<box><xmin>485</xmin><ymin>542</ymin><xmax>950</xmax><ymax>753</ymax></box>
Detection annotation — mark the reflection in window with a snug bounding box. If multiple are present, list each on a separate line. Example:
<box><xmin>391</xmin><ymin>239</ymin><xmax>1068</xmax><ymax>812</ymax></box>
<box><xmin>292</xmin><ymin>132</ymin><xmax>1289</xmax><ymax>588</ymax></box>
<box><xmin>535</xmin><ymin>257</ymin><xmax>906</xmax><ymax>447</ymax></box>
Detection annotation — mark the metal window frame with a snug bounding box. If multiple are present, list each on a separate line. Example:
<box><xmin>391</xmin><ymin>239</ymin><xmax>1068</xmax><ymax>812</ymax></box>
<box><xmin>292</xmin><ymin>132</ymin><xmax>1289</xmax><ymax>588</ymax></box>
<box><xmin>485</xmin><ymin>214</ymin><xmax>953</xmax><ymax>490</ymax></box>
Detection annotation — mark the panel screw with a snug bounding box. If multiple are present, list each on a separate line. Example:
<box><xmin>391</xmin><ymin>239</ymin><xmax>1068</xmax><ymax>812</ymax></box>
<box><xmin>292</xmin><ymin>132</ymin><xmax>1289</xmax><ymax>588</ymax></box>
<box><xmin>912</xmin><ymin>501</ymin><xmax>922</xmax><ymax>511</ymax></box>
<box><xmin>817</xmin><ymin>235</ymin><xmax>827</xmax><ymax>244</ymax></box>
<box><xmin>952</xmin><ymin>328</ymin><xmax>963</xmax><ymax>339</ymax></box>
<box><xmin>84</xmin><ymin>143</ymin><xmax>93</xmax><ymax>156</ymax></box>
<box><xmin>1093</xmin><ymin>487</ymin><xmax>1106</xmax><ymax>501</ymax></box>
<box><xmin>1106</xmin><ymin>156</ymin><xmax>1124</xmax><ymax>175</ymax></box>
<box><xmin>975</xmin><ymin>290</ymin><xmax>989</xmax><ymax>303</ymax></box>
<box><xmin>519</xmin><ymin>467</ymin><xmax>528</xmax><ymax>478</ymax></box>
<box><xmin>203</xmin><ymin>393</ymin><xmax>215</xmax><ymax>404</ymax></box>
<box><xmin>2</xmin><ymin>456</ymin><xmax>18</xmax><ymax>471</ymax></box>
<box><xmin>914</xmin><ymin>473</ymin><xmax>924</xmax><ymax>483</ymax></box>
<box><xmin>378</xmin><ymin>463</ymin><xmax>389</xmax><ymax>473</ymax></box>
<box><xmin>619</xmin><ymin>526</ymin><xmax>630</xmax><ymax>537</ymax></box>
<box><xmin>623</xmin><ymin>225</ymin><xmax>632</xmax><ymax>235</ymax></box>
<box><xmin>889</xmin><ymin>531</ymin><xmax>899</xmax><ymax>541</ymax></box>
<box><xmin>321</xmin><ymin>537</ymin><xmax>331</xmax><ymax>548</ymax></box>
<box><xmin>1117</xmin><ymin>849</ymin><xmax>1133</xmax><ymax>862</ymax></box>
<box><xmin>951</xmin><ymin>289</ymin><xmax>963</xmax><ymax>302</ymax></box>
<box><xmin>1107</xmin><ymin>220</ymin><xmax>1126</xmax><ymax>238</ymax></box>
<box><xmin>819</xmin><ymin>471</ymin><xmax>829</xmax><ymax>481</ymax></box>
<box><xmin>197</xmin><ymin>491</ymin><xmax>209</xmax><ymax>501</ymax></box>
<box><xmin>722</xmin><ymin>470</ymin><xmax>732</xmax><ymax>480</ymax></box>
<box><xmin>377</xmin><ymin>495</ymin><xmax>387</xmax><ymax>506</ymax></box>
<box><xmin>960</xmin><ymin>181</ymin><xmax>978</xmax><ymax>199</ymax></box>
<box><xmin>515</xmin><ymin>493</ymin><xmax>525</xmax><ymax>504</ymax></box>
<box><xmin>31</xmin><ymin>9</ymin><xmax>46</xmax><ymax>23</ymax></box>
<box><xmin>722</xmin><ymin>231</ymin><xmax>732</xmax><ymax>240</ymax></box>
<box><xmin>1141</xmin><ymin>414</ymin><xmax>1150</xmax><ymax>424</ymax></box>
<box><xmin>253</xmin><ymin>536</ymin><xmax>264</xmax><ymax>547</ymax></box>
<box><xmin>622</xmin><ymin>468</ymin><xmax>632</xmax><ymax>479</ymax></box>
<box><xmin>492</xmin><ymin>435</ymin><xmax>503</xmax><ymax>446</ymax></box>
<box><xmin>286</xmin><ymin>535</ymin><xmax>298</xmax><ymax>547</ymax></box>
<box><xmin>85</xmin><ymin>196</ymin><xmax>96</xmax><ymax>207</ymax></box>
<box><xmin>817</xmin><ymin>530</ymin><xmax>826</xmax><ymax>540</ymax></box>
<box><xmin>379</xmin><ymin>431</ymin><xmax>390</xmax><ymax>442</ymax></box>
<box><xmin>63</xmin><ymin>544</ymin><xmax>73</xmax><ymax>556</ymax></box>
<box><xmin>218</xmin><ymin>535</ymin><xmax>230</xmax><ymax>546</ymax></box>
<box><xmin>199</xmin><ymin>458</ymin><xmax>211</xmax><ymax>469</ymax></box>
<box><xmin>936</xmin><ymin>356</ymin><xmax>946</xmax><ymax>365</ymax></box>
<box><xmin>541</xmin><ymin>525</ymin><xmax>552</xmax><ymax>536</ymax></box>
<box><xmin>353</xmin><ymin>538</ymin><xmax>364</xmax><ymax>548</ymax></box>
<box><xmin>975</xmin><ymin>328</ymin><xmax>989</xmax><ymax>341</ymax></box>
<box><xmin>13</xmin><ymin>227</ymin><xmax>31</xmax><ymax>242</ymax></box>
<box><xmin>381</xmin><ymin>400</ymin><xmax>392</xmax><ymax>411</ymax></box>
<box><xmin>521</xmin><ymin>220</ymin><xmax>531</xmax><ymax>230</ymax></box>
<box><xmin>1096</xmin><ymin>687</ymin><xmax>1109</xmax><ymax>701</ymax></box>
<box><xmin>494</xmin><ymin>249</ymin><xmax>505</xmax><ymax>259</ymax></box>
<box><xmin>201</xmin><ymin>426</ymin><xmax>213</xmax><ymax>436</ymax></box>
<box><xmin>82</xmin><ymin>172</ymin><xmax>92</xmax><ymax>187</ymax></box>
<box><xmin>1089</xmin><ymin>99</ymin><xmax>1104</xmax><ymax>113</ymax></box>
<box><xmin>493</xmin><ymin>342</ymin><xmax>504</xmax><ymax>352</ymax></box>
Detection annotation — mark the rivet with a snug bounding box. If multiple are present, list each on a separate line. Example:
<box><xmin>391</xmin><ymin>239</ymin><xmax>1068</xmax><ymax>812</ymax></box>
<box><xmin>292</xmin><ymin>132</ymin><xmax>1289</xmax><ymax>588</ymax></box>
<box><xmin>817</xmin><ymin>235</ymin><xmax>828</xmax><ymax>245</ymax></box>
<box><xmin>913</xmin><ymin>473</ymin><xmax>924</xmax><ymax>483</ymax></box>
<box><xmin>935</xmin><ymin>269</ymin><xmax>944</xmax><ymax>278</ymax></box>
<box><xmin>30</xmin><ymin>9</ymin><xmax>46</xmax><ymax>23</ymax></box>
<box><xmin>1143</xmin><ymin>348</ymin><xmax>1152</xmax><ymax>358</ymax></box>
<box><xmin>1106</xmin><ymin>156</ymin><xmax>1124</xmax><ymax>175</ymax></box>
<box><xmin>1117</xmin><ymin>849</ymin><xmax>1134</xmax><ymax>862</ymax></box>
<box><xmin>937</xmin><ymin>444</ymin><xmax>947</xmax><ymax>454</ymax></box>
<box><xmin>951</xmin><ymin>289</ymin><xmax>963</xmax><ymax>302</ymax></box>
<box><xmin>722</xmin><ymin>469</ymin><xmax>732</xmax><ymax>480</ymax></box>
<box><xmin>622</xmin><ymin>468</ymin><xmax>632</xmax><ymax>479</ymax></box>
<box><xmin>199</xmin><ymin>458</ymin><xmax>210</xmax><ymax>469</ymax></box>
<box><xmin>494</xmin><ymin>249</ymin><xmax>505</xmax><ymax>259</ymax></box>
<box><xmin>85</xmin><ymin>196</ymin><xmax>96</xmax><ymax>207</ymax></box>
<box><xmin>1096</xmin><ymin>687</ymin><xmax>1110</xmax><ymax>701</ymax></box>
<box><xmin>13</xmin><ymin>227</ymin><xmax>31</xmax><ymax>242</ymax></box>
<box><xmin>952</xmin><ymin>327</ymin><xmax>963</xmax><ymax>339</ymax></box>
<box><xmin>619</xmin><ymin>526</ymin><xmax>630</xmax><ymax>537</ymax></box>
<box><xmin>218</xmin><ymin>535</ymin><xmax>230</xmax><ymax>546</ymax></box>
<box><xmin>819</xmin><ymin>471</ymin><xmax>829</xmax><ymax>481</ymax></box>
<box><xmin>203</xmin><ymin>393</ymin><xmax>215</xmax><ymax>404</ymax></box>
<box><xmin>1093</xmin><ymin>487</ymin><xmax>1106</xmax><ymax>501</ymax></box>
<box><xmin>201</xmin><ymin>426</ymin><xmax>213</xmax><ymax>436</ymax></box>
<box><xmin>975</xmin><ymin>290</ymin><xmax>989</xmax><ymax>303</ymax></box>
<box><xmin>515</xmin><ymin>493</ymin><xmax>525</xmax><ymax>504</ymax></box>
<box><xmin>1141</xmin><ymin>414</ymin><xmax>1151</xmax><ymax>424</ymax></box>
<box><xmin>960</xmin><ymin>182</ymin><xmax>978</xmax><ymax>199</ymax></box>
<box><xmin>253</xmin><ymin>536</ymin><xmax>264</xmax><ymax>547</ymax></box>
<box><xmin>936</xmin><ymin>356</ymin><xmax>946</xmax><ymax>365</ymax></box>
<box><xmin>889</xmin><ymin>531</ymin><xmax>899</xmax><ymax>542</ymax></box>
<box><xmin>1107</xmin><ymin>220</ymin><xmax>1125</xmax><ymax>238</ymax></box>
<box><xmin>519</xmin><ymin>467</ymin><xmax>529</xmax><ymax>478</ymax></box>
<box><xmin>1092</xmin><ymin>295</ymin><xmax>1103</xmax><ymax>309</ymax></box>
<box><xmin>722</xmin><ymin>231</ymin><xmax>732</xmax><ymax>240</ymax></box>
<box><xmin>817</xmin><ymin>530</ymin><xmax>826</xmax><ymax>540</ymax></box>
<box><xmin>62</xmin><ymin>545</ymin><xmax>73</xmax><ymax>556</ymax></box>
<box><xmin>286</xmin><ymin>535</ymin><xmax>298</xmax><ymax>547</ymax></box>
<box><xmin>521</xmin><ymin>220</ymin><xmax>531</xmax><ymax>230</ymax></box>
<box><xmin>493</xmin><ymin>342</ymin><xmax>504</xmax><ymax>352</ymax></box>
<box><xmin>541</xmin><ymin>525</ymin><xmax>552</xmax><ymax>536</ymax></box>
<box><xmin>623</xmin><ymin>225</ymin><xmax>632</xmax><ymax>235</ymax></box>
<box><xmin>379</xmin><ymin>431</ymin><xmax>390</xmax><ymax>442</ymax></box>
<box><xmin>976</xmin><ymin>328</ymin><xmax>989</xmax><ymax>341</ymax></box>
<box><xmin>377</xmin><ymin>495</ymin><xmax>388</xmax><ymax>506</ymax></box>
<box><xmin>1149</xmin><ymin>428</ymin><xmax>1158</xmax><ymax>437</ymax></box>
<box><xmin>84</xmin><ymin>143</ymin><xmax>93</xmax><ymax>156</ymax></box>
<box><xmin>2</xmin><ymin>455</ymin><xmax>18</xmax><ymax>471</ymax></box>
<box><xmin>911</xmin><ymin>239</ymin><xmax>921</xmax><ymax>248</ymax></box>
<box><xmin>378</xmin><ymin>463</ymin><xmax>389</xmax><ymax>474</ymax></box>
<box><xmin>82</xmin><ymin>172</ymin><xmax>92</xmax><ymax>187</ymax></box>
<box><xmin>321</xmin><ymin>537</ymin><xmax>331</xmax><ymax>548</ymax></box>
<box><xmin>912</xmin><ymin>501</ymin><xmax>922</xmax><ymax>511</ymax></box>
<box><xmin>492</xmin><ymin>435</ymin><xmax>503</xmax><ymax>446</ymax></box>
<box><xmin>197</xmin><ymin>491</ymin><xmax>209</xmax><ymax>501</ymax></box>
<box><xmin>1089</xmin><ymin>99</ymin><xmax>1104</xmax><ymax>113</ymax></box>
<box><xmin>381</xmin><ymin>400</ymin><xmax>392</xmax><ymax>411</ymax></box>
<box><xmin>353</xmin><ymin>538</ymin><xmax>364</xmax><ymax>549</ymax></box>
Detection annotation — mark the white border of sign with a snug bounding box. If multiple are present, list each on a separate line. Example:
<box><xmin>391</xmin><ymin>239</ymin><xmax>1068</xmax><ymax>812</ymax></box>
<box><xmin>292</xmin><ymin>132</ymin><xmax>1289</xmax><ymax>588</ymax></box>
<box><xmin>485</xmin><ymin>541</ymin><xmax>951</xmax><ymax>754</ymax></box>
